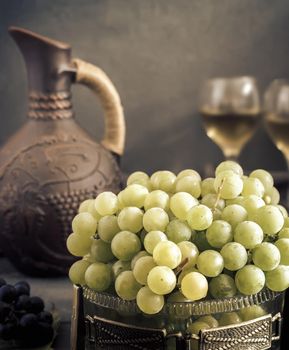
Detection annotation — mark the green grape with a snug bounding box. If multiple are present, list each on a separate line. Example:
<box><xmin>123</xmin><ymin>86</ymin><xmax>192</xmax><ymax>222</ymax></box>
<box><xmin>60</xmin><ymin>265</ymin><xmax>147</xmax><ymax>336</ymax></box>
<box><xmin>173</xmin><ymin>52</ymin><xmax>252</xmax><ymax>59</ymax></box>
<box><xmin>275</xmin><ymin>239</ymin><xmax>289</xmax><ymax>265</ymax></box>
<box><xmin>112</xmin><ymin>260</ymin><xmax>131</xmax><ymax>279</ymax></box>
<box><xmin>131</xmin><ymin>250</ymin><xmax>150</xmax><ymax>270</ymax></box>
<box><xmin>175</xmin><ymin>176</ymin><xmax>201</xmax><ymax>198</ymax></box>
<box><xmin>255</xmin><ymin>205</ymin><xmax>284</xmax><ymax>235</ymax></box>
<box><xmin>278</xmin><ymin>227</ymin><xmax>289</xmax><ymax>239</ymax></box>
<box><xmin>277</xmin><ymin>205</ymin><xmax>288</xmax><ymax>218</ymax></box>
<box><xmin>187</xmin><ymin>321</ymin><xmax>209</xmax><ymax>334</ymax></box>
<box><xmin>66</xmin><ymin>233</ymin><xmax>92</xmax><ymax>257</ymax></box>
<box><xmin>144</xmin><ymin>190</ymin><xmax>170</xmax><ymax>211</ymax></box>
<box><xmin>187</xmin><ymin>205</ymin><xmax>213</xmax><ymax>231</ymax></box>
<box><xmin>117</xmin><ymin>207</ymin><xmax>143</xmax><ymax>233</ymax></box>
<box><xmin>252</xmin><ymin>242</ymin><xmax>280</xmax><ymax>271</ymax></box>
<box><xmin>167</xmin><ymin>290</ymin><xmax>190</xmax><ymax>302</ymax></box>
<box><xmin>215</xmin><ymin>160</ymin><xmax>243</xmax><ymax>176</ymax></box>
<box><xmin>197</xmin><ymin>250</ymin><xmax>224</xmax><ymax>277</ymax></box>
<box><xmin>265</xmin><ymin>265</ymin><xmax>289</xmax><ymax>292</ymax></box>
<box><xmin>143</xmin><ymin>207</ymin><xmax>169</xmax><ymax>232</ymax></box>
<box><xmin>144</xmin><ymin>230</ymin><xmax>168</xmax><ymax>254</ymax></box>
<box><xmin>133</xmin><ymin>256</ymin><xmax>157</xmax><ymax>285</ymax></box>
<box><xmin>78</xmin><ymin>199</ymin><xmax>94</xmax><ymax>213</ymax></box>
<box><xmin>201</xmin><ymin>177</ymin><xmax>216</xmax><ymax>196</ymax></box>
<box><xmin>241</xmin><ymin>195</ymin><xmax>265</xmax><ymax>220</ymax></box>
<box><xmin>165</xmin><ymin>219</ymin><xmax>192</xmax><ymax>243</ymax></box>
<box><xmin>86</xmin><ymin>200</ymin><xmax>102</xmax><ymax>220</ymax></box>
<box><xmin>90</xmin><ymin>238</ymin><xmax>114</xmax><ymax>263</ymax></box>
<box><xmin>239</xmin><ymin>305</ymin><xmax>266</xmax><ymax>321</ymax></box>
<box><xmin>153</xmin><ymin>241</ymin><xmax>182</xmax><ymax>269</ymax></box>
<box><xmin>283</xmin><ymin>217</ymin><xmax>289</xmax><ymax>228</ymax></box>
<box><xmin>69</xmin><ymin>259</ymin><xmax>91</xmax><ymax>285</ymax></box>
<box><xmin>98</xmin><ymin>215</ymin><xmax>120</xmax><ymax>242</ymax></box>
<box><xmin>115</xmin><ymin>271</ymin><xmax>142</xmax><ymax>300</ymax></box>
<box><xmin>212</xmin><ymin>208</ymin><xmax>222</xmax><ymax>220</ymax></box>
<box><xmin>235</xmin><ymin>265</ymin><xmax>265</xmax><ymax>295</ymax></box>
<box><xmin>234</xmin><ymin>221</ymin><xmax>263</xmax><ymax>249</ymax></box>
<box><xmin>177</xmin><ymin>265</ymin><xmax>198</xmax><ymax>285</ymax></box>
<box><xmin>127</xmin><ymin>171</ymin><xmax>151</xmax><ymax>189</ymax></box>
<box><xmin>220</xmin><ymin>242</ymin><xmax>248</xmax><ymax>271</ymax></box>
<box><xmin>208</xmin><ymin>274</ymin><xmax>237</xmax><ymax>298</ymax></box>
<box><xmin>170</xmin><ymin>192</ymin><xmax>198</xmax><ymax>220</ymax></box>
<box><xmin>249</xmin><ymin>169</ymin><xmax>274</xmax><ymax>192</ymax></box>
<box><xmin>72</xmin><ymin>212</ymin><xmax>97</xmax><ymax>237</ymax></box>
<box><xmin>206</xmin><ymin>220</ymin><xmax>233</xmax><ymax>248</ymax></box>
<box><xmin>140</xmin><ymin>229</ymin><xmax>147</xmax><ymax>245</ymax></box>
<box><xmin>193</xmin><ymin>231</ymin><xmax>213</xmax><ymax>252</ymax></box>
<box><xmin>136</xmin><ymin>286</ymin><xmax>164</xmax><ymax>314</ymax></box>
<box><xmin>181</xmin><ymin>271</ymin><xmax>208</xmax><ymax>300</ymax></box>
<box><xmin>147</xmin><ymin>266</ymin><xmax>176</xmax><ymax>295</ymax></box>
<box><xmin>221</xmin><ymin>204</ymin><xmax>247</xmax><ymax>229</ymax></box>
<box><xmin>197</xmin><ymin>315</ymin><xmax>219</xmax><ymax>328</ymax></box>
<box><xmin>177</xmin><ymin>241</ymin><xmax>199</xmax><ymax>267</ymax></box>
<box><xmin>150</xmin><ymin>170</ymin><xmax>176</xmax><ymax>192</ymax></box>
<box><xmin>94</xmin><ymin>191</ymin><xmax>118</xmax><ymax>216</ymax></box>
<box><xmin>85</xmin><ymin>262</ymin><xmax>112</xmax><ymax>291</ymax></box>
<box><xmin>120</xmin><ymin>184</ymin><xmax>149</xmax><ymax>208</ymax></box>
<box><xmin>242</xmin><ymin>177</ymin><xmax>265</xmax><ymax>198</ymax></box>
<box><xmin>226</xmin><ymin>196</ymin><xmax>244</xmax><ymax>206</ymax></box>
<box><xmin>214</xmin><ymin>171</ymin><xmax>243</xmax><ymax>199</ymax></box>
<box><xmin>177</xmin><ymin>169</ymin><xmax>201</xmax><ymax>181</ymax></box>
<box><xmin>264</xmin><ymin>186</ymin><xmax>280</xmax><ymax>205</ymax></box>
<box><xmin>111</xmin><ymin>231</ymin><xmax>141</xmax><ymax>261</ymax></box>
<box><xmin>201</xmin><ymin>193</ymin><xmax>225</xmax><ymax>211</ymax></box>
<box><xmin>219</xmin><ymin>312</ymin><xmax>242</xmax><ymax>326</ymax></box>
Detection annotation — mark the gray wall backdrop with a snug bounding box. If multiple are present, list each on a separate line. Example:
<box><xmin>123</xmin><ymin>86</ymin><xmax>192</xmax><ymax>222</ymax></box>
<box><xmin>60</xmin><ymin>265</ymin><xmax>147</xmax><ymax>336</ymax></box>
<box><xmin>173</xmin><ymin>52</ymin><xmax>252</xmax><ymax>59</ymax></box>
<box><xmin>0</xmin><ymin>0</ymin><xmax>289</xmax><ymax>175</ymax></box>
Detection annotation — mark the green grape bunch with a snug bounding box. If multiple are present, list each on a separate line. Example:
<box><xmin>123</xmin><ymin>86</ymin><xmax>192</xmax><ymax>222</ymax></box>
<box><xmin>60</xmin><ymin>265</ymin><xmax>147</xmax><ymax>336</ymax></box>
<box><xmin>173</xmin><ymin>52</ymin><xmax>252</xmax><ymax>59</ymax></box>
<box><xmin>66</xmin><ymin>162</ymin><xmax>289</xmax><ymax>315</ymax></box>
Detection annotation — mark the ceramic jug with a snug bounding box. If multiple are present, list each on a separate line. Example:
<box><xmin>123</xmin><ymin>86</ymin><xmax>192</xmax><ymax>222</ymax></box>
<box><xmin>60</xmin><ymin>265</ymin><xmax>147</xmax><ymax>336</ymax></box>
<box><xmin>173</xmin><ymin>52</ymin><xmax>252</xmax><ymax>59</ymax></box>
<box><xmin>0</xmin><ymin>27</ymin><xmax>125</xmax><ymax>276</ymax></box>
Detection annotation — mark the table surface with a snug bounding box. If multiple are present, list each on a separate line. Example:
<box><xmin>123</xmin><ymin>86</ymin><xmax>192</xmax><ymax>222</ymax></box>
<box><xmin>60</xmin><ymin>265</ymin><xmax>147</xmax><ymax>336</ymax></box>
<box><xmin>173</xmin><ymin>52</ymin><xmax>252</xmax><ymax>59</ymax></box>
<box><xmin>0</xmin><ymin>257</ymin><xmax>72</xmax><ymax>349</ymax></box>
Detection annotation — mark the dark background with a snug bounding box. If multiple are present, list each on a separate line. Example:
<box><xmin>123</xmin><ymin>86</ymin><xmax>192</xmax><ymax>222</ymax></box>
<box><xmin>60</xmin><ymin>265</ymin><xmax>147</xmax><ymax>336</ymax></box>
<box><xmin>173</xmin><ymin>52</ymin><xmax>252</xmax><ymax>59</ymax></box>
<box><xmin>1</xmin><ymin>0</ymin><xmax>289</xmax><ymax>175</ymax></box>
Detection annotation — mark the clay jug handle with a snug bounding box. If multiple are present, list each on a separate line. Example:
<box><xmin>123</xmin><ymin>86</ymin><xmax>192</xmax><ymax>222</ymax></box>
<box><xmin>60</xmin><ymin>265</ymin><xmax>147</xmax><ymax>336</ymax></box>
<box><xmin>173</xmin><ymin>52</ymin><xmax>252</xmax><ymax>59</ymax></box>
<box><xmin>72</xmin><ymin>58</ymin><xmax>125</xmax><ymax>156</ymax></box>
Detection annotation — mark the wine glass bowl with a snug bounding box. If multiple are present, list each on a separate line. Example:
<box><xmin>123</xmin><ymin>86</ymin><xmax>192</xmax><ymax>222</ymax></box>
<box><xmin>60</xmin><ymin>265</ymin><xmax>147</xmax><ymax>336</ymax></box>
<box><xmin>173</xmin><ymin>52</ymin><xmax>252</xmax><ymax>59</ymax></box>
<box><xmin>199</xmin><ymin>76</ymin><xmax>261</xmax><ymax>160</ymax></box>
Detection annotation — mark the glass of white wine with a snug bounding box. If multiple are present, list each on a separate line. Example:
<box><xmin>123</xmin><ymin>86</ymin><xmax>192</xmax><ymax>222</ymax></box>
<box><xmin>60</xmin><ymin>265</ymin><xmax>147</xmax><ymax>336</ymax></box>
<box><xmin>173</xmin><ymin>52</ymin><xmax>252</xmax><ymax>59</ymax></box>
<box><xmin>199</xmin><ymin>76</ymin><xmax>261</xmax><ymax>160</ymax></box>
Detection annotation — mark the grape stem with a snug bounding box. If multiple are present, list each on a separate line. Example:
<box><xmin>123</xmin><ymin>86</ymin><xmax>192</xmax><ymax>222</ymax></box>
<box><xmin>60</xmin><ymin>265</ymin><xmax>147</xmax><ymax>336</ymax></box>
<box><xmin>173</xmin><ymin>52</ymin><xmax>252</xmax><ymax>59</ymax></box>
<box><xmin>174</xmin><ymin>257</ymin><xmax>189</xmax><ymax>277</ymax></box>
<box><xmin>212</xmin><ymin>177</ymin><xmax>226</xmax><ymax>213</ymax></box>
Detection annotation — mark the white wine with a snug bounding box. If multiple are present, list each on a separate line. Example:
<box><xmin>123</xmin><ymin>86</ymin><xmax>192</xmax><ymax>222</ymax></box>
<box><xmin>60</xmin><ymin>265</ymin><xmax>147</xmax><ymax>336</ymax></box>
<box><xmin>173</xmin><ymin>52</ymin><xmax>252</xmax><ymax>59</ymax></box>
<box><xmin>266</xmin><ymin>117</ymin><xmax>289</xmax><ymax>158</ymax></box>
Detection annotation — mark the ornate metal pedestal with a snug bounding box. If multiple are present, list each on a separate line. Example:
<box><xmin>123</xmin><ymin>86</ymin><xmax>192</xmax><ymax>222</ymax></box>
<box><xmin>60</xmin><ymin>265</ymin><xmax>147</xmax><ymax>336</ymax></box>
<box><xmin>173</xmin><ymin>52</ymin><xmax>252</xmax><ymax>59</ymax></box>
<box><xmin>71</xmin><ymin>285</ymin><xmax>284</xmax><ymax>350</ymax></box>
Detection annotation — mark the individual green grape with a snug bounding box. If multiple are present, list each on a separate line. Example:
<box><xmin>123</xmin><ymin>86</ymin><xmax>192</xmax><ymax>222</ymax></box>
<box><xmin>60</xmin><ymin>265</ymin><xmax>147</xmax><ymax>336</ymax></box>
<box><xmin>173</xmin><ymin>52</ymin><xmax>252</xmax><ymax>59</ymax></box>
<box><xmin>214</xmin><ymin>171</ymin><xmax>243</xmax><ymax>199</ymax></box>
<box><xmin>144</xmin><ymin>230</ymin><xmax>168</xmax><ymax>254</ymax></box>
<box><xmin>235</xmin><ymin>265</ymin><xmax>265</xmax><ymax>295</ymax></box>
<box><xmin>177</xmin><ymin>266</ymin><xmax>198</xmax><ymax>285</ymax></box>
<box><xmin>177</xmin><ymin>241</ymin><xmax>199</xmax><ymax>267</ymax></box>
<box><xmin>86</xmin><ymin>200</ymin><xmax>102</xmax><ymax>220</ymax></box>
<box><xmin>136</xmin><ymin>286</ymin><xmax>164</xmax><ymax>314</ymax></box>
<box><xmin>147</xmin><ymin>266</ymin><xmax>176</xmax><ymax>295</ymax></box>
<box><xmin>170</xmin><ymin>192</ymin><xmax>198</xmax><ymax>220</ymax></box>
<box><xmin>69</xmin><ymin>259</ymin><xmax>91</xmax><ymax>285</ymax></box>
<box><xmin>263</xmin><ymin>186</ymin><xmax>280</xmax><ymax>205</ymax></box>
<box><xmin>201</xmin><ymin>193</ymin><xmax>225</xmax><ymax>211</ymax></box>
<box><xmin>265</xmin><ymin>265</ymin><xmax>289</xmax><ymax>292</ymax></box>
<box><xmin>283</xmin><ymin>217</ymin><xmax>289</xmax><ymax>228</ymax></box>
<box><xmin>277</xmin><ymin>205</ymin><xmax>288</xmax><ymax>218</ymax></box>
<box><xmin>275</xmin><ymin>239</ymin><xmax>289</xmax><ymax>265</ymax></box>
<box><xmin>175</xmin><ymin>176</ymin><xmax>201</xmax><ymax>198</ymax></box>
<box><xmin>197</xmin><ymin>250</ymin><xmax>224</xmax><ymax>277</ymax></box>
<box><xmin>220</xmin><ymin>242</ymin><xmax>248</xmax><ymax>271</ymax></box>
<box><xmin>112</xmin><ymin>260</ymin><xmax>131</xmax><ymax>279</ymax></box>
<box><xmin>144</xmin><ymin>190</ymin><xmax>170</xmax><ymax>211</ymax></box>
<box><xmin>252</xmin><ymin>242</ymin><xmax>280</xmax><ymax>271</ymax></box>
<box><xmin>239</xmin><ymin>305</ymin><xmax>266</xmax><ymax>321</ymax></box>
<box><xmin>66</xmin><ymin>233</ymin><xmax>92</xmax><ymax>257</ymax></box>
<box><xmin>131</xmin><ymin>250</ymin><xmax>150</xmax><ymax>270</ymax></box>
<box><xmin>150</xmin><ymin>170</ymin><xmax>176</xmax><ymax>192</ymax></box>
<box><xmin>153</xmin><ymin>241</ymin><xmax>182</xmax><ymax>269</ymax></box>
<box><xmin>187</xmin><ymin>205</ymin><xmax>213</xmax><ymax>231</ymax></box>
<box><xmin>255</xmin><ymin>205</ymin><xmax>284</xmax><ymax>235</ymax></box>
<box><xmin>167</xmin><ymin>290</ymin><xmax>191</xmax><ymax>302</ymax></box>
<box><xmin>78</xmin><ymin>199</ymin><xmax>94</xmax><ymax>213</ymax></box>
<box><xmin>181</xmin><ymin>271</ymin><xmax>208</xmax><ymax>300</ymax></box>
<box><xmin>221</xmin><ymin>204</ymin><xmax>247</xmax><ymax>229</ymax></box>
<box><xmin>98</xmin><ymin>215</ymin><xmax>120</xmax><ymax>242</ymax></box>
<box><xmin>111</xmin><ymin>231</ymin><xmax>141</xmax><ymax>261</ymax></box>
<box><xmin>226</xmin><ymin>196</ymin><xmax>244</xmax><ymax>206</ymax></box>
<box><xmin>219</xmin><ymin>312</ymin><xmax>242</xmax><ymax>326</ymax></box>
<box><xmin>115</xmin><ymin>271</ymin><xmax>142</xmax><ymax>300</ymax></box>
<box><xmin>85</xmin><ymin>262</ymin><xmax>112</xmax><ymax>291</ymax></box>
<box><xmin>90</xmin><ymin>238</ymin><xmax>114</xmax><ymax>263</ymax></box>
<box><xmin>206</xmin><ymin>220</ymin><xmax>233</xmax><ymax>248</ymax></box>
<box><xmin>94</xmin><ymin>191</ymin><xmax>118</xmax><ymax>216</ymax></box>
<box><xmin>120</xmin><ymin>184</ymin><xmax>149</xmax><ymax>208</ymax></box>
<box><xmin>249</xmin><ymin>169</ymin><xmax>274</xmax><ymax>192</ymax></box>
<box><xmin>165</xmin><ymin>219</ymin><xmax>192</xmax><ymax>243</ymax></box>
<box><xmin>133</xmin><ymin>256</ymin><xmax>157</xmax><ymax>285</ymax></box>
<box><xmin>72</xmin><ymin>212</ymin><xmax>97</xmax><ymax>237</ymax></box>
<box><xmin>212</xmin><ymin>208</ymin><xmax>222</xmax><ymax>220</ymax></box>
<box><xmin>187</xmin><ymin>321</ymin><xmax>209</xmax><ymax>334</ymax></box>
<box><xmin>201</xmin><ymin>177</ymin><xmax>216</xmax><ymax>196</ymax></box>
<box><xmin>143</xmin><ymin>207</ymin><xmax>169</xmax><ymax>232</ymax></box>
<box><xmin>242</xmin><ymin>177</ymin><xmax>265</xmax><ymax>198</ymax></box>
<box><xmin>193</xmin><ymin>231</ymin><xmax>213</xmax><ymax>252</ymax></box>
<box><xmin>127</xmin><ymin>171</ymin><xmax>151</xmax><ymax>190</ymax></box>
<box><xmin>197</xmin><ymin>315</ymin><xmax>219</xmax><ymax>328</ymax></box>
<box><xmin>278</xmin><ymin>227</ymin><xmax>289</xmax><ymax>239</ymax></box>
<box><xmin>117</xmin><ymin>207</ymin><xmax>143</xmax><ymax>233</ymax></box>
<box><xmin>208</xmin><ymin>274</ymin><xmax>237</xmax><ymax>298</ymax></box>
<box><xmin>215</xmin><ymin>160</ymin><xmax>243</xmax><ymax>176</ymax></box>
<box><xmin>177</xmin><ymin>169</ymin><xmax>201</xmax><ymax>181</ymax></box>
<box><xmin>234</xmin><ymin>221</ymin><xmax>263</xmax><ymax>249</ymax></box>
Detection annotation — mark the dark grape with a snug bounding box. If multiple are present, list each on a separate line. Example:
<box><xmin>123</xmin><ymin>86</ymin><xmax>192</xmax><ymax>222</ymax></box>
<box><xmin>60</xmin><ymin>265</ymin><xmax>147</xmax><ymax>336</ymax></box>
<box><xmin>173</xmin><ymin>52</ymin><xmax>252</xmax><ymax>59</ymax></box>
<box><xmin>15</xmin><ymin>295</ymin><xmax>31</xmax><ymax>311</ymax></box>
<box><xmin>27</xmin><ymin>296</ymin><xmax>44</xmax><ymax>314</ymax></box>
<box><xmin>0</xmin><ymin>279</ymin><xmax>6</xmax><ymax>287</ymax></box>
<box><xmin>0</xmin><ymin>302</ymin><xmax>11</xmax><ymax>322</ymax></box>
<box><xmin>0</xmin><ymin>322</ymin><xmax>16</xmax><ymax>341</ymax></box>
<box><xmin>14</xmin><ymin>282</ymin><xmax>30</xmax><ymax>297</ymax></box>
<box><xmin>0</xmin><ymin>285</ymin><xmax>17</xmax><ymax>303</ymax></box>
<box><xmin>38</xmin><ymin>311</ymin><xmax>53</xmax><ymax>325</ymax></box>
<box><xmin>19</xmin><ymin>313</ymin><xmax>38</xmax><ymax>328</ymax></box>
<box><xmin>35</xmin><ymin>322</ymin><xmax>54</xmax><ymax>345</ymax></box>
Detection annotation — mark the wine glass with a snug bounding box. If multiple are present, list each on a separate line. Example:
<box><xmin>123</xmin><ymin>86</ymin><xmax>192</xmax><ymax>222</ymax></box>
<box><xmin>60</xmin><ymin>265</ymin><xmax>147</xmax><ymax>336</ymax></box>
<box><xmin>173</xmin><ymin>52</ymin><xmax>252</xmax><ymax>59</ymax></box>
<box><xmin>199</xmin><ymin>76</ymin><xmax>261</xmax><ymax>161</ymax></box>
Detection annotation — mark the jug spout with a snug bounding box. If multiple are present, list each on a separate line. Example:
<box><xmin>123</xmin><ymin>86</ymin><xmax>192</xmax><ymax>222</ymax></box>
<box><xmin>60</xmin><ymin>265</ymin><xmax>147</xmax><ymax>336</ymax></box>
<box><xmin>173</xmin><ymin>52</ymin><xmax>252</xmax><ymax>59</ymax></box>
<box><xmin>9</xmin><ymin>26</ymin><xmax>73</xmax><ymax>93</ymax></box>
